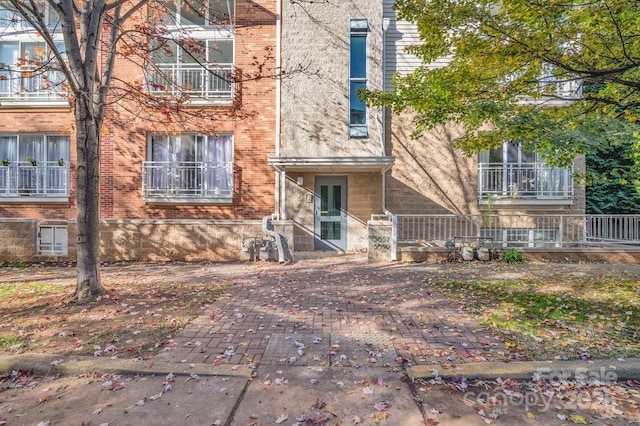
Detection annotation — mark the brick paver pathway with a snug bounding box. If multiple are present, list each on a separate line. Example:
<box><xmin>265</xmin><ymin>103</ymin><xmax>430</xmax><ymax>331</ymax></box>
<box><xmin>153</xmin><ymin>254</ymin><xmax>509</xmax><ymax>369</ymax></box>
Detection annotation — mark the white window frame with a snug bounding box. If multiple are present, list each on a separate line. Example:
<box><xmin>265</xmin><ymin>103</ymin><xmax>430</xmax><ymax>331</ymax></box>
<box><xmin>159</xmin><ymin>0</ymin><xmax>235</xmax><ymax>28</ymax></box>
<box><xmin>143</xmin><ymin>133</ymin><xmax>234</xmax><ymax>204</ymax></box>
<box><xmin>349</xmin><ymin>18</ymin><xmax>369</xmax><ymax>138</ymax></box>
<box><xmin>0</xmin><ymin>31</ymin><xmax>67</xmax><ymax>103</ymax></box>
<box><xmin>38</xmin><ymin>224</ymin><xmax>68</xmax><ymax>255</ymax></box>
<box><xmin>478</xmin><ymin>142</ymin><xmax>573</xmax><ymax>203</ymax></box>
<box><xmin>0</xmin><ymin>133</ymin><xmax>70</xmax><ymax>201</ymax></box>
<box><xmin>0</xmin><ymin>2</ymin><xmax>60</xmax><ymax>29</ymax></box>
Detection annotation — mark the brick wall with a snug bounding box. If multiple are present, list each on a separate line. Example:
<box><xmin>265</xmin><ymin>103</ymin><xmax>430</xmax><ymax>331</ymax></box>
<box><xmin>0</xmin><ymin>0</ymin><xmax>277</xmax><ymax>225</ymax></box>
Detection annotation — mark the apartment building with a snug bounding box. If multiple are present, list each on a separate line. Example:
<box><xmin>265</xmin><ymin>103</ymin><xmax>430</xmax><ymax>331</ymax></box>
<box><xmin>0</xmin><ymin>0</ymin><xmax>586</xmax><ymax>262</ymax></box>
<box><xmin>271</xmin><ymin>0</ymin><xmax>584</xmax><ymax>255</ymax></box>
<box><xmin>0</xmin><ymin>0</ymin><xmax>279</xmax><ymax>261</ymax></box>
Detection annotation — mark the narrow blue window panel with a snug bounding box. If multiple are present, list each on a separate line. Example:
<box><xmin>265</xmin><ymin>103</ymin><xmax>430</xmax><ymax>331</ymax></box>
<box><xmin>350</xmin><ymin>35</ymin><xmax>366</xmax><ymax>78</ymax></box>
<box><xmin>350</xmin><ymin>81</ymin><xmax>367</xmax><ymax>125</ymax></box>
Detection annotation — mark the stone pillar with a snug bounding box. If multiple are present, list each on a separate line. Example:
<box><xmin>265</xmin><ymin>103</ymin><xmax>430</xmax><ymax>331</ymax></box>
<box><xmin>367</xmin><ymin>220</ymin><xmax>393</xmax><ymax>262</ymax></box>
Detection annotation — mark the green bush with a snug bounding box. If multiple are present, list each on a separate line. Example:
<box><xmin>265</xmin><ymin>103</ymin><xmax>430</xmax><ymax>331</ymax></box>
<box><xmin>502</xmin><ymin>248</ymin><xmax>525</xmax><ymax>263</ymax></box>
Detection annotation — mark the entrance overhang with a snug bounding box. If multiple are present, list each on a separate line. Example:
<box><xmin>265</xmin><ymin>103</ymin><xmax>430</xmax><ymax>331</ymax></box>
<box><xmin>268</xmin><ymin>157</ymin><xmax>395</xmax><ymax>173</ymax></box>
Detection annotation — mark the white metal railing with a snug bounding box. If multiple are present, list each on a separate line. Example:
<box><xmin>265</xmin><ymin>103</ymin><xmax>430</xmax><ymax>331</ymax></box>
<box><xmin>478</xmin><ymin>163</ymin><xmax>573</xmax><ymax>200</ymax></box>
<box><xmin>586</xmin><ymin>215</ymin><xmax>640</xmax><ymax>243</ymax></box>
<box><xmin>540</xmin><ymin>75</ymin><xmax>582</xmax><ymax>99</ymax></box>
<box><xmin>146</xmin><ymin>63</ymin><xmax>234</xmax><ymax>99</ymax></box>
<box><xmin>388</xmin><ymin>214</ymin><xmax>640</xmax><ymax>248</ymax></box>
<box><xmin>0</xmin><ymin>69</ymin><xmax>66</xmax><ymax>100</ymax></box>
<box><xmin>0</xmin><ymin>161</ymin><xmax>70</xmax><ymax>197</ymax></box>
<box><xmin>505</xmin><ymin>69</ymin><xmax>582</xmax><ymax>100</ymax></box>
<box><xmin>142</xmin><ymin>161</ymin><xmax>233</xmax><ymax>198</ymax></box>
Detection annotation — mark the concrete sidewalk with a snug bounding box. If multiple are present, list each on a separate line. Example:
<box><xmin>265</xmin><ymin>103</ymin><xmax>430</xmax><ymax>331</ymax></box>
<box><xmin>1</xmin><ymin>352</ymin><xmax>639</xmax><ymax>425</ymax></box>
<box><xmin>2</xmin><ymin>255</ymin><xmax>640</xmax><ymax>425</ymax></box>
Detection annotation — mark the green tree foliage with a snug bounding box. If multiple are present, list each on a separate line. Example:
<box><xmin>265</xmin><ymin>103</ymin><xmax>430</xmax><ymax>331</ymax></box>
<box><xmin>368</xmin><ymin>0</ymin><xmax>640</xmax><ymax>169</ymax></box>
<box><xmin>586</xmin><ymin>145</ymin><xmax>640</xmax><ymax>214</ymax></box>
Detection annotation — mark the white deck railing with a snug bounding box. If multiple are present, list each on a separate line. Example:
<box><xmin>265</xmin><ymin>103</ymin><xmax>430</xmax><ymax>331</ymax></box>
<box><xmin>0</xmin><ymin>70</ymin><xmax>66</xmax><ymax>100</ymax></box>
<box><xmin>142</xmin><ymin>161</ymin><xmax>234</xmax><ymax>198</ymax></box>
<box><xmin>0</xmin><ymin>162</ymin><xmax>69</xmax><ymax>197</ymax></box>
<box><xmin>146</xmin><ymin>63</ymin><xmax>234</xmax><ymax>99</ymax></box>
<box><xmin>506</xmin><ymin>69</ymin><xmax>582</xmax><ymax>101</ymax></box>
<box><xmin>383</xmin><ymin>214</ymin><xmax>640</xmax><ymax>248</ymax></box>
<box><xmin>478</xmin><ymin>163</ymin><xmax>573</xmax><ymax>200</ymax></box>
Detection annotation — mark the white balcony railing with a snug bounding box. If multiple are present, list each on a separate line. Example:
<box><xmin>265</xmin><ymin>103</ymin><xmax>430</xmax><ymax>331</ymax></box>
<box><xmin>0</xmin><ymin>69</ymin><xmax>67</xmax><ymax>101</ymax></box>
<box><xmin>390</xmin><ymin>214</ymin><xmax>640</xmax><ymax>248</ymax></box>
<box><xmin>0</xmin><ymin>161</ymin><xmax>70</xmax><ymax>197</ymax></box>
<box><xmin>505</xmin><ymin>70</ymin><xmax>582</xmax><ymax>102</ymax></box>
<box><xmin>146</xmin><ymin>63</ymin><xmax>234</xmax><ymax>100</ymax></box>
<box><xmin>142</xmin><ymin>161</ymin><xmax>233</xmax><ymax>199</ymax></box>
<box><xmin>478</xmin><ymin>163</ymin><xmax>573</xmax><ymax>200</ymax></box>
<box><xmin>539</xmin><ymin>75</ymin><xmax>582</xmax><ymax>99</ymax></box>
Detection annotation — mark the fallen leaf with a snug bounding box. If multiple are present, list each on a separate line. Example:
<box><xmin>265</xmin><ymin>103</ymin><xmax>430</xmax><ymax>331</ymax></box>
<box><xmin>569</xmin><ymin>414</ymin><xmax>588</xmax><ymax>424</ymax></box>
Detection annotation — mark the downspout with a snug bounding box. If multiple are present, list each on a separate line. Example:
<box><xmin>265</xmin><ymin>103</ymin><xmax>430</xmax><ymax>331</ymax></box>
<box><xmin>381</xmin><ymin>16</ymin><xmax>397</xmax><ymax>261</ymax></box>
<box><xmin>275</xmin><ymin>0</ymin><xmax>284</xmax><ymax>220</ymax></box>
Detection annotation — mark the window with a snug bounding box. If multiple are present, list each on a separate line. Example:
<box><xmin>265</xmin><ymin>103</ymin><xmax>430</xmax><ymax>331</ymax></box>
<box><xmin>159</xmin><ymin>0</ymin><xmax>234</xmax><ymax>26</ymax></box>
<box><xmin>0</xmin><ymin>40</ymin><xmax>66</xmax><ymax>100</ymax></box>
<box><xmin>0</xmin><ymin>134</ymin><xmax>70</xmax><ymax>198</ymax></box>
<box><xmin>143</xmin><ymin>133</ymin><xmax>234</xmax><ymax>201</ymax></box>
<box><xmin>349</xmin><ymin>18</ymin><xmax>368</xmax><ymax>138</ymax></box>
<box><xmin>147</xmin><ymin>37</ymin><xmax>234</xmax><ymax>99</ymax></box>
<box><xmin>39</xmin><ymin>225</ymin><xmax>68</xmax><ymax>255</ymax></box>
<box><xmin>0</xmin><ymin>2</ymin><xmax>60</xmax><ymax>29</ymax></box>
<box><xmin>478</xmin><ymin>142</ymin><xmax>572</xmax><ymax>201</ymax></box>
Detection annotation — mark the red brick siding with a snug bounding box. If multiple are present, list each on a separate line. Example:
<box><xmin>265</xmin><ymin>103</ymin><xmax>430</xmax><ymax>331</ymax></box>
<box><xmin>0</xmin><ymin>0</ymin><xmax>277</xmax><ymax>222</ymax></box>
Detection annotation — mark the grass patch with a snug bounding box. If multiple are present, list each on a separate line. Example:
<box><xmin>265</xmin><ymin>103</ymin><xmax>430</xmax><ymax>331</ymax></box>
<box><xmin>0</xmin><ymin>274</ymin><xmax>227</xmax><ymax>359</ymax></box>
<box><xmin>433</xmin><ymin>279</ymin><xmax>640</xmax><ymax>360</ymax></box>
<box><xmin>0</xmin><ymin>335</ymin><xmax>25</xmax><ymax>351</ymax></box>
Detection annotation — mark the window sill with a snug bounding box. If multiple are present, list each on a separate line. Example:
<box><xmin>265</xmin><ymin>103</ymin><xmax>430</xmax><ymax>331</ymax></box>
<box><xmin>349</xmin><ymin>126</ymin><xmax>368</xmax><ymax>139</ymax></box>
<box><xmin>144</xmin><ymin>95</ymin><xmax>234</xmax><ymax>107</ymax></box>
<box><xmin>0</xmin><ymin>99</ymin><xmax>70</xmax><ymax>108</ymax></box>
<box><xmin>144</xmin><ymin>196</ymin><xmax>233</xmax><ymax>205</ymax></box>
<box><xmin>479</xmin><ymin>198</ymin><xmax>573</xmax><ymax>209</ymax></box>
<box><xmin>0</xmin><ymin>196</ymin><xmax>70</xmax><ymax>204</ymax></box>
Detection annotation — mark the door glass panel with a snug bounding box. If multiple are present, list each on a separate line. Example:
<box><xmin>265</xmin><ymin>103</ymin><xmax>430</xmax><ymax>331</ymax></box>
<box><xmin>321</xmin><ymin>221</ymin><xmax>341</xmax><ymax>240</ymax></box>
<box><xmin>320</xmin><ymin>185</ymin><xmax>341</xmax><ymax>216</ymax></box>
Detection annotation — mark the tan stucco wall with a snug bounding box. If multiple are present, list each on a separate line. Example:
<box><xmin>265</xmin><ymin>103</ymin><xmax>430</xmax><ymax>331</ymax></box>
<box><xmin>280</xmin><ymin>1</ymin><xmax>384</xmax><ymax>157</ymax></box>
<box><xmin>0</xmin><ymin>220</ymin><xmax>294</xmax><ymax>263</ymax></box>
<box><xmin>285</xmin><ymin>173</ymin><xmax>382</xmax><ymax>252</ymax></box>
<box><xmin>0</xmin><ymin>219</ymin><xmax>37</xmax><ymax>261</ymax></box>
<box><xmin>386</xmin><ymin>112</ymin><xmax>586</xmax><ymax>216</ymax></box>
<box><xmin>100</xmin><ymin>220</ymin><xmax>292</xmax><ymax>261</ymax></box>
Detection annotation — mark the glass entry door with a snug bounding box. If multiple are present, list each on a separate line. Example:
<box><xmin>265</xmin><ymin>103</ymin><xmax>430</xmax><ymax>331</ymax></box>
<box><xmin>314</xmin><ymin>176</ymin><xmax>347</xmax><ymax>250</ymax></box>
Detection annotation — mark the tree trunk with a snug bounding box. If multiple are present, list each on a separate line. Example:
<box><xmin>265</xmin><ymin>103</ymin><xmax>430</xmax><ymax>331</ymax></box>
<box><xmin>73</xmin><ymin>95</ymin><xmax>104</xmax><ymax>302</ymax></box>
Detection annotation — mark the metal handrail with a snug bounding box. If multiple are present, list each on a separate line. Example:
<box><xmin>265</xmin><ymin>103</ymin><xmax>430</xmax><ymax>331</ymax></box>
<box><xmin>478</xmin><ymin>163</ymin><xmax>573</xmax><ymax>199</ymax></box>
<box><xmin>0</xmin><ymin>161</ymin><xmax>69</xmax><ymax>196</ymax></box>
<box><xmin>142</xmin><ymin>161</ymin><xmax>234</xmax><ymax>198</ymax></box>
<box><xmin>146</xmin><ymin>63</ymin><xmax>234</xmax><ymax>99</ymax></box>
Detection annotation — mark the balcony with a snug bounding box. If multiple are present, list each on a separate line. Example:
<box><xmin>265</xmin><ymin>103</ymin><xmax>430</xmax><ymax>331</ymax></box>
<box><xmin>0</xmin><ymin>69</ymin><xmax>67</xmax><ymax>102</ymax></box>
<box><xmin>142</xmin><ymin>161</ymin><xmax>235</xmax><ymax>203</ymax></box>
<box><xmin>146</xmin><ymin>63</ymin><xmax>234</xmax><ymax>101</ymax></box>
<box><xmin>0</xmin><ymin>161</ymin><xmax>70</xmax><ymax>200</ymax></box>
<box><xmin>478</xmin><ymin>163</ymin><xmax>573</xmax><ymax>201</ymax></box>
<box><xmin>505</xmin><ymin>70</ymin><xmax>582</xmax><ymax>105</ymax></box>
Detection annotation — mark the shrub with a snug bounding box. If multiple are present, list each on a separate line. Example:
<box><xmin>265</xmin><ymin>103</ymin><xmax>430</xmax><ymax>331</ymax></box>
<box><xmin>502</xmin><ymin>248</ymin><xmax>525</xmax><ymax>263</ymax></box>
